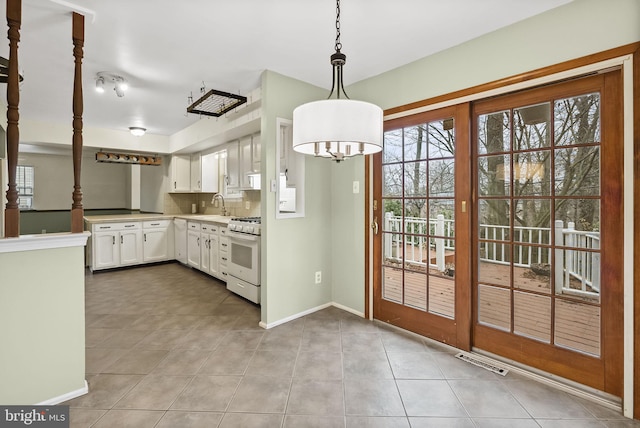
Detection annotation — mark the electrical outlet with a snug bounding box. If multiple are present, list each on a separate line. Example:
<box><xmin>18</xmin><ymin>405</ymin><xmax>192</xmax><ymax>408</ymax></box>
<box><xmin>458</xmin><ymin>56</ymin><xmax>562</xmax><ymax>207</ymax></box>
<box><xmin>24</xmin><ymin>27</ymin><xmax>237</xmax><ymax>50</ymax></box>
<box><xmin>245</xmin><ymin>201</ymin><xmax>251</xmax><ymax>210</ymax></box>
<box><xmin>353</xmin><ymin>180</ymin><xmax>359</xmax><ymax>194</ymax></box>
<box><xmin>201</xmin><ymin>201</ymin><xmax>205</xmax><ymax>208</ymax></box>
<box><xmin>315</xmin><ymin>271</ymin><xmax>322</xmax><ymax>284</ymax></box>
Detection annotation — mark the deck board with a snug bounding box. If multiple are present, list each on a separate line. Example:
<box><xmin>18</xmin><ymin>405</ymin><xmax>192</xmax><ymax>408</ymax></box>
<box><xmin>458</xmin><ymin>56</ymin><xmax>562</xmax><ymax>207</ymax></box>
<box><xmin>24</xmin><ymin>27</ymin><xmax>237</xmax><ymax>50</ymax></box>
<box><xmin>383</xmin><ymin>265</ymin><xmax>600</xmax><ymax>356</ymax></box>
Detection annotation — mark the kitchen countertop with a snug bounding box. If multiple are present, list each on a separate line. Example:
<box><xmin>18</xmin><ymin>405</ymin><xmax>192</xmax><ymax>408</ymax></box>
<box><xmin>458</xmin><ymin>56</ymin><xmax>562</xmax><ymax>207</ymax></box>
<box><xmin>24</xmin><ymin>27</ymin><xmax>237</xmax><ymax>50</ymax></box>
<box><xmin>84</xmin><ymin>213</ymin><xmax>232</xmax><ymax>225</ymax></box>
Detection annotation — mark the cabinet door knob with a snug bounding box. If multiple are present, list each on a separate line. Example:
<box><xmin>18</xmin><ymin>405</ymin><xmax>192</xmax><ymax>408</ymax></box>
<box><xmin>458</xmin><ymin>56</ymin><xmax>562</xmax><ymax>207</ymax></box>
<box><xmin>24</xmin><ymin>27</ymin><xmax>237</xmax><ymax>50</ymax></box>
<box><xmin>112</xmin><ymin>236</ymin><xmax>115</xmax><ymax>245</ymax></box>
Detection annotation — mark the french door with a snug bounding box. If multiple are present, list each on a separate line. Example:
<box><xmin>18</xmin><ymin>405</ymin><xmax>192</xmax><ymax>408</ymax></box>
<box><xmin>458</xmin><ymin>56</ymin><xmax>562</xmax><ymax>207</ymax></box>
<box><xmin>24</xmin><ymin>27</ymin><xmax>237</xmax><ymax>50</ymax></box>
<box><xmin>472</xmin><ymin>72</ymin><xmax>623</xmax><ymax>395</ymax></box>
<box><xmin>372</xmin><ymin>70</ymin><xmax>623</xmax><ymax>395</ymax></box>
<box><xmin>373</xmin><ymin>105</ymin><xmax>471</xmax><ymax>348</ymax></box>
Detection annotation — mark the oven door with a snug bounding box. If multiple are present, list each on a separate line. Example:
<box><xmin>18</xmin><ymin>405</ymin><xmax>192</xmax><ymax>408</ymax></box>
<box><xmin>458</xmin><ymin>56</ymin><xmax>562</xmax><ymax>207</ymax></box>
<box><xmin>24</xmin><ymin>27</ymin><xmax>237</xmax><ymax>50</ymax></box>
<box><xmin>228</xmin><ymin>232</ymin><xmax>260</xmax><ymax>285</ymax></box>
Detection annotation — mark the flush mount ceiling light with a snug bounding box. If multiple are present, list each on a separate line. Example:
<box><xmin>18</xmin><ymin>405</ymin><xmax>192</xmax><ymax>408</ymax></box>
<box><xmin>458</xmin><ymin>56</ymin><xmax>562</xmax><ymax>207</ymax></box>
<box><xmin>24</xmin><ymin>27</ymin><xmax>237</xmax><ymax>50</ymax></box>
<box><xmin>95</xmin><ymin>72</ymin><xmax>128</xmax><ymax>97</ymax></box>
<box><xmin>129</xmin><ymin>127</ymin><xmax>146</xmax><ymax>137</ymax></box>
<box><xmin>292</xmin><ymin>0</ymin><xmax>382</xmax><ymax>163</ymax></box>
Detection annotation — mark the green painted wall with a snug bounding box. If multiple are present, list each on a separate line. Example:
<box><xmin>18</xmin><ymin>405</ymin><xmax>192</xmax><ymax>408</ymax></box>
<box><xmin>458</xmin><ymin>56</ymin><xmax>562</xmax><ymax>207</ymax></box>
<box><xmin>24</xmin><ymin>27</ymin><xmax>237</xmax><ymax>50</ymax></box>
<box><xmin>260</xmin><ymin>70</ymin><xmax>334</xmax><ymax>325</ymax></box>
<box><xmin>0</xmin><ymin>246</ymin><xmax>85</xmax><ymax>404</ymax></box>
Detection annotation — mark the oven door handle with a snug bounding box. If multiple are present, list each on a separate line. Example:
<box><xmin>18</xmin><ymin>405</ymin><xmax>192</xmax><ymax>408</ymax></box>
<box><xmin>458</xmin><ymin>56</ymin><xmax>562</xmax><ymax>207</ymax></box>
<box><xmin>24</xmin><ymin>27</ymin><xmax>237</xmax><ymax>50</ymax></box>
<box><xmin>228</xmin><ymin>233</ymin><xmax>260</xmax><ymax>242</ymax></box>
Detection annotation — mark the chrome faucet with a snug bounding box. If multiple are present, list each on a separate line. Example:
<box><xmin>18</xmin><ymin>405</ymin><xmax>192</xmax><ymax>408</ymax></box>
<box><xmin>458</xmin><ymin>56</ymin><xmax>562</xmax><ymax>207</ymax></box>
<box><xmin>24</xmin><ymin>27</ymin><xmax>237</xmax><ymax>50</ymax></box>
<box><xmin>212</xmin><ymin>194</ymin><xmax>228</xmax><ymax>216</ymax></box>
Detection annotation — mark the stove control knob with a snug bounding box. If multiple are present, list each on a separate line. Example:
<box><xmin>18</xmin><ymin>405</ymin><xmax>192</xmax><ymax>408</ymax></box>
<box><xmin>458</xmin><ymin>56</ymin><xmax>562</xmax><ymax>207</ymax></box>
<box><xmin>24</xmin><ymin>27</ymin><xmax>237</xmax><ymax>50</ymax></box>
<box><xmin>229</xmin><ymin>224</ymin><xmax>236</xmax><ymax>231</ymax></box>
<box><xmin>236</xmin><ymin>225</ymin><xmax>243</xmax><ymax>232</ymax></box>
<box><xmin>245</xmin><ymin>226</ymin><xmax>254</xmax><ymax>234</ymax></box>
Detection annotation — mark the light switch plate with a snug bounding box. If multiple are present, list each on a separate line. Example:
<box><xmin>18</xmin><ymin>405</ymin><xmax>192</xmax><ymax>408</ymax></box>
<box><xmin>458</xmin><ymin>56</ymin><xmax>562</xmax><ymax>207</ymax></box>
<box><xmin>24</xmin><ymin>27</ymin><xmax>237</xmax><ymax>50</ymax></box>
<box><xmin>353</xmin><ymin>181</ymin><xmax>360</xmax><ymax>194</ymax></box>
<box><xmin>270</xmin><ymin>179</ymin><xmax>277</xmax><ymax>192</ymax></box>
<box><xmin>245</xmin><ymin>201</ymin><xmax>251</xmax><ymax>210</ymax></box>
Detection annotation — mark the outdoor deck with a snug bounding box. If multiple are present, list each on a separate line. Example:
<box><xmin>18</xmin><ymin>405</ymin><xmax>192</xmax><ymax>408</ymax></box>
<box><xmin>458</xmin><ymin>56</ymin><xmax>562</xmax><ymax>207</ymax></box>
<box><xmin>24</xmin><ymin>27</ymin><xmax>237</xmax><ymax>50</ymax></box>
<box><xmin>382</xmin><ymin>263</ymin><xmax>600</xmax><ymax>357</ymax></box>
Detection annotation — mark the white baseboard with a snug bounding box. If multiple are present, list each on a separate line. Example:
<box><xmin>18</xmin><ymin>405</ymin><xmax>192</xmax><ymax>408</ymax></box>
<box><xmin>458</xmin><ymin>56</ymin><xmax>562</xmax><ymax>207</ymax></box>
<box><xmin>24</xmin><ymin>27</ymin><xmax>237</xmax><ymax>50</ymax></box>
<box><xmin>331</xmin><ymin>302</ymin><xmax>364</xmax><ymax>318</ymax></box>
<box><xmin>36</xmin><ymin>380</ymin><xmax>88</xmax><ymax>405</ymax></box>
<box><xmin>259</xmin><ymin>302</ymin><xmax>332</xmax><ymax>329</ymax></box>
<box><xmin>259</xmin><ymin>301</ymin><xmax>364</xmax><ymax>329</ymax></box>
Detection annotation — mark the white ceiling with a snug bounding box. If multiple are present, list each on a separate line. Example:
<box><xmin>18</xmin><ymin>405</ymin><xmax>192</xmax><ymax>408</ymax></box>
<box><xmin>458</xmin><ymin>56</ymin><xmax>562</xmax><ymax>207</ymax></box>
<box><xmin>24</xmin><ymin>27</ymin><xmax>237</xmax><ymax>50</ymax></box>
<box><xmin>1</xmin><ymin>0</ymin><xmax>571</xmax><ymax>137</ymax></box>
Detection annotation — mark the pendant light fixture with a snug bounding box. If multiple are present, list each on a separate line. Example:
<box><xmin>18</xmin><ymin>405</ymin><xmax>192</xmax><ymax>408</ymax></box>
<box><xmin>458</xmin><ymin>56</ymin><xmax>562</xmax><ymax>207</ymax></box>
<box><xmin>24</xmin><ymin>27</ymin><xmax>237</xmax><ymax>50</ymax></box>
<box><xmin>292</xmin><ymin>0</ymin><xmax>383</xmax><ymax>162</ymax></box>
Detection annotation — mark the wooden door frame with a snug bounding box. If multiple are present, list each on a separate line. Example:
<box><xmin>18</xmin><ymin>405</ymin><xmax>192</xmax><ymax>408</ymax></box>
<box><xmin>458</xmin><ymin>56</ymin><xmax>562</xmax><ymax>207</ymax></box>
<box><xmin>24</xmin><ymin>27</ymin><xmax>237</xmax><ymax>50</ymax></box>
<box><xmin>364</xmin><ymin>42</ymin><xmax>640</xmax><ymax>419</ymax></box>
<box><xmin>369</xmin><ymin>104</ymin><xmax>471</xmax><ymax>350</ymax></box>
<box><xmin>470</xmin><ymin>71</ymin><xmax>623</xmax><ymax>395</ymax></box>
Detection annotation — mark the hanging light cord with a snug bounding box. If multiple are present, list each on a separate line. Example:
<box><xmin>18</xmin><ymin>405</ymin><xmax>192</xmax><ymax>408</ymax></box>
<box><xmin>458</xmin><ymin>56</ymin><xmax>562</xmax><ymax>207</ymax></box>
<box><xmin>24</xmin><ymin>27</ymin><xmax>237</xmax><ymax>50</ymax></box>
<box><xmin>335</xmin><ymin>0</ymin><xmax>342</xmax><ymax>52</ymax></box>
<box><xmin>328</xmin><ymin>0</ymin><xmax>348</xmax><ymax>100</ymax></box>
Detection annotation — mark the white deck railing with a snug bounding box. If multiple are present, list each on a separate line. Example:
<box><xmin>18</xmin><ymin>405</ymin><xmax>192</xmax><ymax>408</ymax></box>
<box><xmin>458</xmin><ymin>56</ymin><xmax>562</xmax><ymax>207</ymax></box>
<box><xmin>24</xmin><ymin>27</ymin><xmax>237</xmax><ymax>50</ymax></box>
<box><xmin>383</xmin><ymin>213</ymin><xmax>600</xmax><ymax>297</ymax></box>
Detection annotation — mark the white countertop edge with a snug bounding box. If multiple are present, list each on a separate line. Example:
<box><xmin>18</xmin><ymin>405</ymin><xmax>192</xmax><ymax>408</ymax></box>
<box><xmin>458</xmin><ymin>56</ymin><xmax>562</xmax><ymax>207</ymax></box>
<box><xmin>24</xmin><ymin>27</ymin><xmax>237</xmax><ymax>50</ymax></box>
<box><xmin>84</xmin><ymin>214</ymin><xmax>232</xmax><ymax>225</ymax></box>
<box><xmin>0</xmin><ymin>231</ymin><xmax>91</xmax><ymax>254</ymax></box>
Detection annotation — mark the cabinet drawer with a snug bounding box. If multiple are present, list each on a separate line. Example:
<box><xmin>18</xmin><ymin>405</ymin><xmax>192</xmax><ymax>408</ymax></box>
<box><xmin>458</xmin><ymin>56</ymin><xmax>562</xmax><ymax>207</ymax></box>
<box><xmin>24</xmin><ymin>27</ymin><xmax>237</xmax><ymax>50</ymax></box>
<box><xmin>201</xmin><ymin>223</ymin><xmax>219</xmax><ymax>233</ymax></box>
<box><xmin>187</xmin><ymin>222</ymin><xmax>201</xmax><ymax>231</ymax></box>
<box><xmin>143</xmin><ymin>219</ymin><xmax>170</xmax><ymax>229</ymax></box>
<box><xmin>94</xmin><ymin>222</ymin><xmax>140</xmax><ymax>232</ymax></box>
<box><xmin>227</xmin><ymin>277</ymin><xmax>260</xmax><ymax>304</ymax></box>
<box><xmin>219</xmin><ymin>237</ymin><xmax>229</xmax><ymax>251</ymax></box>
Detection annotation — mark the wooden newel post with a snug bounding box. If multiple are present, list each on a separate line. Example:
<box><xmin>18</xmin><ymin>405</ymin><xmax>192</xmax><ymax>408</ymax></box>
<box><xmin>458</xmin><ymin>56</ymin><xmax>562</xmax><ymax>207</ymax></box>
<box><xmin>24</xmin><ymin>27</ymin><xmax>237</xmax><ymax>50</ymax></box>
<box><xmin>70</xmin><ymin>12</ymin><xmax>84</xmax><ymax>233</ymax></box>
<box><xmin>4</xmin><ymin>0</ymin><xmax>21</xmax><ymax>238</ymax></box>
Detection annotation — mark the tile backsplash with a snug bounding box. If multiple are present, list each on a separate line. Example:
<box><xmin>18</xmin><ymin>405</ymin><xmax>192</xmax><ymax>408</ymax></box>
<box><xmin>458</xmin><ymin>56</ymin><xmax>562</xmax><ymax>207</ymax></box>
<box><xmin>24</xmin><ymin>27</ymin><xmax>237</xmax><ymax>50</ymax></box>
<box><xmin>164</xmin><ymin>191</ymin><xmax>260</xmax><ymax>217</ymax></box>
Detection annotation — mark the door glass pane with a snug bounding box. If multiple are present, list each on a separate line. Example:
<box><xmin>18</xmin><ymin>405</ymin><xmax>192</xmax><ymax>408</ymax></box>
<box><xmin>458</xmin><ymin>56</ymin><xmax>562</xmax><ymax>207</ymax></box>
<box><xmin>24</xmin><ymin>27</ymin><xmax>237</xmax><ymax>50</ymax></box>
<box><xmin>429</xmin><ymin>274</ymin><xmax>454</xmax><ymax>318</ymax></box>
<box><xmin>383</xmin><ymin>232</ymin><xmax>401</xmax><ymax>266</ymax></box>
<box><xmin>513</xmin><ymin>151</ymin><xmax>551</xmax><ymax>196</ymax></box>
<box><xmin>428</xmin><ymin>118</ymin><xmax>455</xmax><ymax>158</ymax></box>
<box><xmin>478</xmin><ymin>284</ymin><xmax>511</xmax><ymax>331</ymax></box>
<box><xmin>383</xmin><ymin>164</ymin><xmax>403</xmax><ymax>197</ymax></box>
<box><xmin>514</xmin><ymin>245</ymin><xmax>551</xmax><ymax>294</ymax></box>
<box><xmin>478</xmin><ymin>199</ymin><xmax>510</xmax><ymax>241</ymax></box>
<box><xmin>478</xmin><ymin>244</ymin><xmax>511</xmax><ymax>287</ymax></box>
<box><xmin>478</xmin><ymin>110</ymin><xmax>510</xmax><ymax>154</ymax></box>
<box><xmin>555</xmin><ymin>299</ymin><xmax>600</xmax><ymax>356</ymax></box>
<box><xmin>429</xmin><ymin>159</ymin><xmax>455</xmax><ymax>197</ymax></box>
<box><xmin>554</xmin><ymin>199</ymin><xmax>600</xmax><ymax>303</ymax></box>
<box><xmin>514</xmin><ymin>103</ymin><xmax>550</xmax><ymax>150</ymax></box>
<box><xmin>554</xmin><ymin>93</ymin><xmax>600</xmax><ymax>146</ymax></box>
<box><xmin>383</xmin><ymin>266</ymin><xmax>403</xmax><ymax>304</ymax></box>
<box><xmin>404</xmin><ymin>125</ymin><xmax>428</xmax><ymax>161</ymax></box>
<box><xmin>405</xmin><ymin>271</ymin><xmax>427</xmax><ymax>310</ymax></box>
<box><xmin>514</xmin><ymin>199</ymin><xmax>551</xmax><ymax>242</ymax></box>
<box><xmin>404</xmin><ymin>161</ymin><xmax>427</xmax><ymax>197</ymax></box>
<box><xmin>514</xmin><ymin>291</ymin><xmax>551</xmax><ymax>343</ymax></box>
<box><xmin>478</xmin><ymin>154</ymin><xmax>511</xmax><ymax>196</ymax></box>
<box><xmin>554</xmin><ymin>147</ymin><xmax>600</xmax><ymax>196</ymax></box>
<box><xmin>384</xmin><ymin>129</ymin><xmax>403</xmax><ymax>163</ymax></box>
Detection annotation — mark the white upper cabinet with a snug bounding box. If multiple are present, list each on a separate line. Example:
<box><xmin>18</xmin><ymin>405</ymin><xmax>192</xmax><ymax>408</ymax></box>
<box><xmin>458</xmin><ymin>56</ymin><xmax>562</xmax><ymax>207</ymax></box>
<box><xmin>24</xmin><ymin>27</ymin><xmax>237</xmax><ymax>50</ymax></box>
<box><xmin>225</xmin><ymin>140</ymin><xmax>241</xmax><ymax>190</ymax></box>
<box><xmin>239</xmin><ymin>133</ymin><xmax>261</xmax><ymax>190</ymax></box>
<box><xmin>201</xmin><ymin>152</ymin><xmax>219</xmax><ymax>193</ymax></box>
<box><xmin>170</xmin><ymin>155</ymin><xmax>191</xmax><ymax>192</ymax></box>
<box><xmin>190</xmin><ymin>154</ymin><xmax>202</xmax><ymax>191</ymax></box>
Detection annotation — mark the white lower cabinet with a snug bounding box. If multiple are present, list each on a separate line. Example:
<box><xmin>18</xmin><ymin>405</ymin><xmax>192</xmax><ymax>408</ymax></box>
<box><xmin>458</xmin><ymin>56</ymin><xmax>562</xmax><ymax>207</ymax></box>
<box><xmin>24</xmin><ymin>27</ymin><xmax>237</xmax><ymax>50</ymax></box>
<box><xmin>187</xmin><ymin>222</ymin><xmax>201</xmax><ymax>269</ymax></box>
<box><xmin>90</xmin><ymin>222</ymin><xmax>143</xmax><ymax>271</ymax></box>
<box><xmin>174</xmin><ymin>218</ymin><xmax>187</xmax><ymax>264</ymax></box>
<box><xmin>93</xmin><ymin>231</ymin><xmax>119</xmax><ymax>270</ymax></box>
<box><xmin>120</xmin><ymin>228</ymin><xmax>143</xmax><ymax>266</ymax></box>
<box><xmin>200</xmin><ymin>223</ymin><xmax>220</xmax><ymax>278</ymax></box>
<box><xmin>143</xmin><ymin>220</ymin><xmax>172</xmax><ymax>263</ymax></box>
<box><xmin>184</xmin><ymin>220</ymin><xmax>228</xmax><ymax>281</ymax></box>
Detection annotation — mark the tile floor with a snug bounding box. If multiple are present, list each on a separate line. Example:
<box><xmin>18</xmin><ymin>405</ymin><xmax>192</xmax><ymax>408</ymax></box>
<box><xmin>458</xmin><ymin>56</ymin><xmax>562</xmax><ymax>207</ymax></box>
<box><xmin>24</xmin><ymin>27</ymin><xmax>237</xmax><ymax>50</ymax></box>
<box><xmin>66</xmin><ymin>263</ymin><xmax>639</xmax><ymax>428</ymax></box>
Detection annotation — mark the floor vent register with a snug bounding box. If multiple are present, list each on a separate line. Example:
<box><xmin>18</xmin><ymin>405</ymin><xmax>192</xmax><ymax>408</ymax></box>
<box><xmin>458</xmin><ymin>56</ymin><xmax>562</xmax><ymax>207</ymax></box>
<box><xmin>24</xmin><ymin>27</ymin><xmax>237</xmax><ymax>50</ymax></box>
<box><xmin>454</xmin><ymin>352</ymin><xmax>509</xmax><ymax>376</ymax></box>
